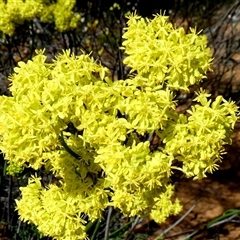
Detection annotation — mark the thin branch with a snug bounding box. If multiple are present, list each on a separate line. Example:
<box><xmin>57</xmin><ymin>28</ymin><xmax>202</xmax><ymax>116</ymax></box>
<box><xmin>154</xmin><ymin>199</ymin><xmax>201</xmax><ymax>240</ymax></box>
<box><xmin>104</xmin><ymin>206</ymin><xmax>113</xmax><ymax>240</ymax></box>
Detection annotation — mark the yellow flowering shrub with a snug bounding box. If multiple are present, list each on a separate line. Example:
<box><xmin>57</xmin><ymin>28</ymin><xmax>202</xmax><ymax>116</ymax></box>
<box><xmin>0</xmin><ymin>13</ymin><xmax>238</xmax><ymax>239</ymax></box>
<box><xmin>0</xmin><ymin>0</ymin><xmax>80</xmax><ymax>35</ymax></box>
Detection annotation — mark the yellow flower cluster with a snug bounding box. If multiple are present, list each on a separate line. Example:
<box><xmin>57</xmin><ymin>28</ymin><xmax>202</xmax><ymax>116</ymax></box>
<box><xmin>0</xmin><ymin>14</ymin><xmax>238</xmax><ymax>239</ymax></box>
<box><xmin>40</xmin><ymin>0</ymin><xmax>80</xmax><ymax>32</ymax></box>
<box><xmin>0</xmin><ymin>0</ymin><xmax>80</xmax><ymax>35</ymax></box>
<box><xmin>122</xmin><ymin>14</ymin><xmax>213</xmax><ymax>90</ymax></box>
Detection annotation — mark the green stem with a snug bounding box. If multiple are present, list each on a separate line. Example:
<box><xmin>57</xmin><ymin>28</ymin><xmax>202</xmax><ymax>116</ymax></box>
<box><xmin>183</xmin><ymin>208</ymin><xmax>240</xmax><ymax>240</ymax></box>
<box><xmin>90</xmin><ymin>220</ymin><xmax>101</xmax><ymax>240</ymax></box>
<box><xmin>102</xmin><ymin>218</ymin><xmax>135</xmax><ymax>240</ymax></box>
<box><xmin>206</xmin><ymin>209</ymin><xmax>240</xmax><ymax>228</ymax></box>
<box><xmin>59</xmin><ymin>131</ymin><xmax>81</xmax><ymax>160</ymax></box>
<box><xmin>86</xmin><ymin>219</ymin><xmax>98</xmax><ymax>234</ymax></box>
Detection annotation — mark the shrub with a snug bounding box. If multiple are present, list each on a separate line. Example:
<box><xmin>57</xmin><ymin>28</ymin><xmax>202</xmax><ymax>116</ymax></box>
<box><xmin>0</xmin><ymin>0</ymin><xmax>80</xmax><ymax>36</ymax></box>
<box><xmin>0</xmin><ymin>13</ymin><xmax>238</xmax><ymax>240</ymax></box>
